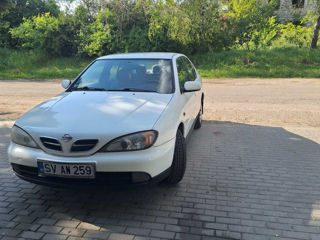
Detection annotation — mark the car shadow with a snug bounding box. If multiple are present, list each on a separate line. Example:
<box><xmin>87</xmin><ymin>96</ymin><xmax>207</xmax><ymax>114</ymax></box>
<box><xmin>1</xmin><ymin>120</ymin><xmax>320</xmax><ymax>239</ymax></box>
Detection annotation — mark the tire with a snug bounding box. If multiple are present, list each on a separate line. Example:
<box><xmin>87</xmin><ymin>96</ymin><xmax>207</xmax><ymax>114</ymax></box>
<box><xmin>165</xmin><ymin>129</ymin><xmax>187</xmax><ymax>184</ymax></box>
<box><xmin>194</xmin><ymin>107</ymin><xmax>202</xmax><ymax>129</ymax></box>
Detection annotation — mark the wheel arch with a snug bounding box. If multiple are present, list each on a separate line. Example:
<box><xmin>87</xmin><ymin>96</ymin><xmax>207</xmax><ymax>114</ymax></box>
<box><xmin>178</xmin><ymin>122</ymin><xmax>184</xmax><ymax>137</ymax></box>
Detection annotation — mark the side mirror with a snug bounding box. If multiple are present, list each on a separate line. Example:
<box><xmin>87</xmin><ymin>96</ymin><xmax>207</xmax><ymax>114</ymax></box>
<box><xmin>184</xmin><ymin>81</ymin><xmax>201</xmax><ymax>92</ymax></box>
<box><xmin>61</xmin><ymin>79</ymin><xmax>71</xmax><ymax>89</ymax></box>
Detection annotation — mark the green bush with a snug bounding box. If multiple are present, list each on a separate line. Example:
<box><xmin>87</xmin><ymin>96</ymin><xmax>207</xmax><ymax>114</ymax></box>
<box><xmin>10</xmin><ymin>12</ymin><xmax>80</xmax><ymax>57</ymax></box>
<box><xmin>273</xmin><ymin>22</ymin><xmax>313</xmax><ymax>48</ymax></box>
<box><xmin>250</xmin><ymin>16</ymin><xmax>278</xmax><ymax>48</ymax></box>
<box><xmin>44</xmin><ymin>15</ymin><xmax>78</xmax><ymax>57</ymax></box>
<box><xmin>10</xmin><ymin>13</ymin><xmax>59</xmax><ymax>50</ymax></box>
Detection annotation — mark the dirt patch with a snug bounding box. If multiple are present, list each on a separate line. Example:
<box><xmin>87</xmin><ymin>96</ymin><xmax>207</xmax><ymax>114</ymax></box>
<box><xmin>0</xmin><ymin>80</ymin><xmax>61</xmax><ymax>120</ymax></box>
<box><xmin>203</xmin><ymin>78</ymin><xmax>320</xmax><ymax>128</ymax></box>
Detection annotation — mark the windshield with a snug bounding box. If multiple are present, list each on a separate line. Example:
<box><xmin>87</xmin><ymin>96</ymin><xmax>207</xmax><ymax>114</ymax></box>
<box><xmin>70</xmin><ymin>59</ymin><xmax>174</xmax><ymax>94</ymax></box>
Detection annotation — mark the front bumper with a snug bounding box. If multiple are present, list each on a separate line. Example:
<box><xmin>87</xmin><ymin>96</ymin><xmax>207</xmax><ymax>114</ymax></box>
<box><xmin>8</xmin><ymin>138</ymin><xmax>175</xmax><ymax>187</ymax></box>
<box><xmin>11</xmin><ymin>163</ymin><xmax>171</xmax><ymax>188</ymax></box>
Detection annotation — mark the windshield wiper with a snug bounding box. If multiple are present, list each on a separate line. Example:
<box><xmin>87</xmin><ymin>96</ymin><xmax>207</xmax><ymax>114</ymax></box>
<box><xmin>71</xmin><ymin>87</ymin><xmax>107</xmax><ymax>91</ymax></box>
<box><xmin>107</xmin><ymin>88</ymin><xmax>156</xmax><ymax>92</ymax></box>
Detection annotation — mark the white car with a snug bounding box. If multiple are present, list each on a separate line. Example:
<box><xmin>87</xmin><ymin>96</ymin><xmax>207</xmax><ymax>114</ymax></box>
<box><xmin>8</xmin><ymin>52</ymin><xmax>204</xmax><ymax>187</ymax></box>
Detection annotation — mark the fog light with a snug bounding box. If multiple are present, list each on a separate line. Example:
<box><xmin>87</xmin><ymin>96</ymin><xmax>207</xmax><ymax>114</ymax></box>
<box><xmin>131</xmin><ymin>172</ymin><xmax>150</xmax><ymax>183</ymax></box>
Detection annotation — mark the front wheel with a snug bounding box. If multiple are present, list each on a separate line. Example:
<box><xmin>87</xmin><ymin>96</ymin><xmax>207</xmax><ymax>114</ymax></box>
<box><xmin>164</xmin><ymin>129</ymin><xmax>186</xmax><ymax>184</ymax></box>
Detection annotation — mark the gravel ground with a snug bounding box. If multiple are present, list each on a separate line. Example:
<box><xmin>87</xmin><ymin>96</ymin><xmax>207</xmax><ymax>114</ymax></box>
<box><xmin>1</xmin><ymin>78</ymin><xmax>319</xmax><ymax>142</ymax></box>
<box><xmin>202</xmin><ymin>78</ymin><xmax>320</xmax><ymax>128</ymax></box>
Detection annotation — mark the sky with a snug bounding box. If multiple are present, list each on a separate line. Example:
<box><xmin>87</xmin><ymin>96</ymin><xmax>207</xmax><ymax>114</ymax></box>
<box><xmin>57</xmin><ymin>0</ymin><xmax>80</xmax><ymax>12</ymax></box>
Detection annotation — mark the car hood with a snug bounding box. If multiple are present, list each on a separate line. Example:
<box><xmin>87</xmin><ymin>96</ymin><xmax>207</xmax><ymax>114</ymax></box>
<box><xmin>16</xmin><ymin>91</ymin><xmax>173</xmax><ymax>145</ymax></box>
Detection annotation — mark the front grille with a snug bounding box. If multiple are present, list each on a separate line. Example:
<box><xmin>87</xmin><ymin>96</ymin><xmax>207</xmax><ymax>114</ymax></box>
<box><xmin>71</xmin><ymin>139</ymin><xmax>98</xmax><ymax>152</ymax></box>
<box><xmin>40</xmin><ymin>137</ymin><xmax>62</xmax><ymax>151</ymax></box>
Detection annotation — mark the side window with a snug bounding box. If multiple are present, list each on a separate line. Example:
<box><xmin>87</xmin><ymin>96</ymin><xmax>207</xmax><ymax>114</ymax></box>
<box><xmin>184</xmin><ymin>57</ymin><xmax>197</xmax><ymax>81</ymax></box>
<box><xmin>176</xmin><ymin>57</ymin><xmax>189</xmax><ymax>88</ymax></box>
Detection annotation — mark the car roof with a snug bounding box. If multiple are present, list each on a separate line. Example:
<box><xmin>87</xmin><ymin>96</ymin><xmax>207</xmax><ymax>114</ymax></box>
<box><xmin>97</xmin><ymin>52</ymin><xmax>181</xmax><ymax>60</ymax></box>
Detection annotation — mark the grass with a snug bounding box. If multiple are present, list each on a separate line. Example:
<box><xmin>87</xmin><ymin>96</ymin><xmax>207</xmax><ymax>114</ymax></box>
<box><xmin>0</xmin><ymin>48</ymin><xmax>92</xmax><ymax>80</ymax></box>
<box><xmin>192</xmin><ymin>48</ymin><xmax>320</xmax><ymax>78</ymax></box>
<box><xmin>1</xmin><ymin>48</ymin><xmax>320</xmax><ymax>79</ymax></box>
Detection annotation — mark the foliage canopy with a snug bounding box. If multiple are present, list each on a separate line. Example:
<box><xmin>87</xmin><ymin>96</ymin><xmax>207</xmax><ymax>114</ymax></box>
<box><xmin>0</xmin><ymin>0</ymin><xmax>318</xmax><ymax>57</ymax></box>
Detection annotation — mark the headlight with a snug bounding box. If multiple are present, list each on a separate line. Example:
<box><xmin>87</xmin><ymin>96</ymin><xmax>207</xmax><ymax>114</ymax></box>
<box><xmin>11</xmin><ymin>125</ymin><xmax>39</xmax><ymax>148</ymax></box>
<box><xmin>99</xmin><ymin>130</ymin><xmax>158</xmax><ymax>152</ymax></box>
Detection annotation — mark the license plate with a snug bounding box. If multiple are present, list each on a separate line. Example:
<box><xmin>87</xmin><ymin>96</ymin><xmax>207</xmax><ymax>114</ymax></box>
<box><xmin>37</xmin><ymin>160</ymin><xmax>95</xmax><ymax>178</ymax></box>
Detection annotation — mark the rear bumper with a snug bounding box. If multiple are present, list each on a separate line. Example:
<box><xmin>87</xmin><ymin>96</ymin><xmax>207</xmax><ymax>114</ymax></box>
<box><xmin>11</xmin><ymin>163</ymin><xmax>171</xmax><ymax>188</ymax></box>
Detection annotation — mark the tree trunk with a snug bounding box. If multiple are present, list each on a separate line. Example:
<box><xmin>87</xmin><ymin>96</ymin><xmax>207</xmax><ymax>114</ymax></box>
<box><xmin>311</xmin><ymin>14</ymin><xmax>320</xmax><ymax>49</ymax></box>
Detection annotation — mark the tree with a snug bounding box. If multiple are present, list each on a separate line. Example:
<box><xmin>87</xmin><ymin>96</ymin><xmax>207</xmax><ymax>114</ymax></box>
<box><xmin>180</xmin><ymin>0</ymin><xmax>223</xmax><ymax>52</ymax></box>
<box><xmin>1</xmin><ymin>0</ymin><xmax>59</xmax><ymax>48</ymax></box>
<box><xmin>0</xmin><ymin>0</ymin><xmax>13</xmax><ymax>47</ymax></box>
<box><xmin>311</xmin><ymin>0</ymin><xmax>320</xmax><ymax>48</ymax></box>
<box><xmin>148</xmin><ymin>1</ymin><xmax>193</xmax><ymax>52</ymax></box>
<box><xmin>80</xmin><ymin>0</ymin><xmax>100</xmax><ymax>22</ymax></box>
<box><xmin>4</xmin><ymin>0</ymin><xmax>59</xmax><ymax>27</ymax></box>
<box><xmin>223</xmin><ymin>0</ymin><xmax>278</xmax><ymax>49</ymax></box>
<box><xmin>0</xmin><ymin>0</ymin><xmax>13</xmax><ymax>14</ymax></box>
<box><xmin>77</xmin><ymin>9</ymin><xmax>112</xmax><ymax>56</ymax></box>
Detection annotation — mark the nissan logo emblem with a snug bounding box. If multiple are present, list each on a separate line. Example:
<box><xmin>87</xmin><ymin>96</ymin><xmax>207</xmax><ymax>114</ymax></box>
<box><xmin>61</xmin><ymin>134</ymin><xmax>72</xmax><ymax>142</ymax></box>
